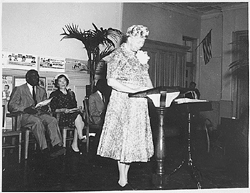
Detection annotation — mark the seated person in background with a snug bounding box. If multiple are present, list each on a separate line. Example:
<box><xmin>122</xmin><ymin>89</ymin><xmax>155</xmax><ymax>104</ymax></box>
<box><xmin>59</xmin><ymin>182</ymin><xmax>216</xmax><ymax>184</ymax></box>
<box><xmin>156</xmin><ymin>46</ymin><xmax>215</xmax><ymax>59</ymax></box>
<box><xmin>2</xmin><ymin>84</ymin><xmax>11</xmax><ymax>106</ymax></box>
<box><xmin>184</xmin><ymin>81</ymin><xmax>201</xmax><ymax>99</ymax></box>
<box><xmin>88</xmin><ymin>79</ymin><xmax>110</xmax><ymax>126</ymax></box>
<box><xmin>8</xmin><ymin>70</ymin><xmax>65</xmax><ymax>158</ymax></box>
<box><xmin>88</xmin><ymin>79</ymin><xmax>110</xmax><ymax>158</ymax></box>
<box><xmin>49</xmin><ymin>74</ymin><xmax>85</xmax><ymax>153</ymax></box>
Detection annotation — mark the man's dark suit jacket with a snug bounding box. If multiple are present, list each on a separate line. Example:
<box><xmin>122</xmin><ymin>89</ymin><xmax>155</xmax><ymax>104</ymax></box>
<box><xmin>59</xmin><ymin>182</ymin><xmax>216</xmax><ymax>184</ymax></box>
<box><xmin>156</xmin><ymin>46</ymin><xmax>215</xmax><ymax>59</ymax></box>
<box><xmin>89</xmin><ymin>91</ymin><xmax>105</xmax><ymax>125</ymax></box>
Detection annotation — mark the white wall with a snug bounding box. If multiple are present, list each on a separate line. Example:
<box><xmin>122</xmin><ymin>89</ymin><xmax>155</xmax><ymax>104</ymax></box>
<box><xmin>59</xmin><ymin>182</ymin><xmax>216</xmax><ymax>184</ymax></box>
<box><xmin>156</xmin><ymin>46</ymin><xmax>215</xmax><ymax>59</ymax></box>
<box><xmin>199</xmin><ymin>13</ymin><xmax>223</xmax><ymax>101</ymax></box>
<box><xmin>2</xmin><ymin>2</ymin><xmax>123</xmax><ymax>104</ymax></box>
<box><xmin>121</xmin><ymin>2</ymin><xmax>248</xmax><ymax>127</ymax></box>
<box><xmin>2</xmin><ymin>2</ymin><xmax>248</xmax><ymax>122</ymax></box>
<box><xmin>122</xmin><ymin>3</ymin><xmax>201</xmax><ymax>45</ymax></box>
<box><xmin>198</xmin><ymin>4</ymin><xmax>248</xmax><ymax>120</ymax></box>
<box><xmin>2</xmin><ymin>2</ymin><xmax>123</xmax><ymax>60</ymax></box>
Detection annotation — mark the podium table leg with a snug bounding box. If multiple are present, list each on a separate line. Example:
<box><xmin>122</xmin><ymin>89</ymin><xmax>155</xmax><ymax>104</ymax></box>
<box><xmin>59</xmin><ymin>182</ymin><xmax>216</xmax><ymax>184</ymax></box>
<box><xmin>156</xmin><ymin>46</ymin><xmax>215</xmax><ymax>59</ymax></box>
<box><xmin>152</xmin><ymin>107</ymin><xmax>168</xmax><ymax>189</ymax></box>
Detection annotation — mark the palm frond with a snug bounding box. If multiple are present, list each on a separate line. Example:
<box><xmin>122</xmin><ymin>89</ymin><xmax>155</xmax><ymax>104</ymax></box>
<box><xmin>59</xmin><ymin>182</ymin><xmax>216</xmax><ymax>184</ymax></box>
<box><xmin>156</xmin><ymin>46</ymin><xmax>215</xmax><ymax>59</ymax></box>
<box><xmin>100</xmin><ymin>44</ymin><xmax>115</xmax><ymax>60</ymax></box>
<box><xmin>61</xmin><ymin>24</ymin><xmax>94</xmax><ymax>50</ymax></box>
<box><xmin>60</xmin><ymin>23</ymin><xmax>124</xmax><ymax>93</ymax></box>
<box><xmin>107</xmin><ymin>28</ymin><xmax>123</xmax><ymax>43</ymax></box>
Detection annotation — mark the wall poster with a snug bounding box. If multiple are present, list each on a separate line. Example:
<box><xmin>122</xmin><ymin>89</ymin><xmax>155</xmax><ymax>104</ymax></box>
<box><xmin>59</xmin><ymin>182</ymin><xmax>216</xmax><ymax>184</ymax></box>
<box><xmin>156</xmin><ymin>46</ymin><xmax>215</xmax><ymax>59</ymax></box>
<box><xmin>39</xmin><ymin>56</ymin><xmax>66</xmax><ymax>72</ymax></box>
<box><xmin>2</xmin><ymin>75</ymin><xmax>13</xmax><ymax>129</ymax></box>
<box><xmin>39</xmin><ymin>77</ymin><xmax>46</xmax><ymax>89</ymax></box>
<box><xmin>65</xmin><ymin>58</ymin><xmax>88</xmax><ymax>73</ymax></box>
<box><xmin>2</xmin><ymin>75</ymin><xmax>13</xmax><ymax>105</ymax></box>
<box><xmin>14</xmin><ymin>77</ymin><xmax>26</xmax><ymax>87</ymax></box>
<box><xmin>2</xmin><ymin>51</ymin><xmax>38</xmax><ymax>70</ymax></box>
<box><xmin>13</xmin><ymin>76</ymin><xmax>46</xmax><ymax>89</ymax></box>
<box><xmin>46</xmin><ymin>77</ymin><xmax>56</xmax><ymax>97</ymax></box>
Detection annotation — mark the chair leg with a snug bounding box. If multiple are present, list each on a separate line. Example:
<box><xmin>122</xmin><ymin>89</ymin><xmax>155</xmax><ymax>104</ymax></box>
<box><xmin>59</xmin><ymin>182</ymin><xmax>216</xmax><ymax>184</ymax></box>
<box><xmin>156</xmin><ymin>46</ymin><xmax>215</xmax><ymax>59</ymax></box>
<box><xmin>18</xmin><ymin>133</ymin><xmax>22</xmax><ymax>163</ymax></box>
<box><xmin>25</xmin><ymin>130</ymin><xmax>29</xmax><ymax>160</ymax></box>
<box><xmin>63</xmin><ymin>129</ymin><xmax>67</xmax><ymax>148</ymax></box>
<box><xmin>2</xmin><ymin>136</ymin><xmax>5</xmax><ymax>158</ymax></box>
<box><xmin>10</xmin><ymin>137</ymin><xmax>16</xmax><ymax>154</ymax></box>
<box><xmin>86</xmin><ymin>126</ymin><xmax>89</xmax><ymax>153</ymax></box>
<box><xmin>3</xmin><ymin>148</ymin><xmax>5</xmax><ymax>158</ymax></box>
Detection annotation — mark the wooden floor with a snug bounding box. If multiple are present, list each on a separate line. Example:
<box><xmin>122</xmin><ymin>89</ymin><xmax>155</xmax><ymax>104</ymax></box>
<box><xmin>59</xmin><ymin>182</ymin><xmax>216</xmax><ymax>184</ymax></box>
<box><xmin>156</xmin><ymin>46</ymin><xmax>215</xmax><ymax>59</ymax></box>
<box><xmin>2</xmin><ymin>128</ymin><xmax>249</xmax><ymax>192</ymax></box>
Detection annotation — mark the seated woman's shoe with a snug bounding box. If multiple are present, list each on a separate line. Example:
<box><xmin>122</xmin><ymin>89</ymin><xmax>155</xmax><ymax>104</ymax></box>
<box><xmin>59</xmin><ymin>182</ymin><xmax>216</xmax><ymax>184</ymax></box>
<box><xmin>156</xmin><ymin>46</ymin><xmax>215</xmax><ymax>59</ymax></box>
<box><xmin>122</xmin><ymin>183</ymin><xmax>135</xmax><ymax>190</ymax></box>
<box><xmin>70</xmin><ymin>145</ymin><xmax>80</xmax><ymax>153</ymax></box>
<box><xmin>78</xmin><ymin>135</ymin><xmax>87</xmax><ymax>142</ymax></box>
<box><xmin>117</xmin><ymin>182</ymin><xmax>135</xmax><ymax>190</ymax></box>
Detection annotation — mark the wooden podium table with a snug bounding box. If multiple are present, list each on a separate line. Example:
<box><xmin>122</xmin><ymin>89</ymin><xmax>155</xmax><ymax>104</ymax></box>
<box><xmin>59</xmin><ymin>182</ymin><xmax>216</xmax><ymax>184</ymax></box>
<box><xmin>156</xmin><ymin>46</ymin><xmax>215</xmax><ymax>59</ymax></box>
<box><xmin>129</xmin><ymin>86</ymin><xmax>212</xmax><ymax>189</ymax></box>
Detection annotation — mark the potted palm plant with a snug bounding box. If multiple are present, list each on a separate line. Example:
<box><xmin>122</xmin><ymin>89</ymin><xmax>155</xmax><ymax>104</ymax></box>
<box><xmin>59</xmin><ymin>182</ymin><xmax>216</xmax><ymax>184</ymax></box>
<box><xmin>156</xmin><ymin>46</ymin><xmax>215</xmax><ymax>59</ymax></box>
<box><xmin>60</xmin><ymin>23</ymin><xmax>123</xmax><ymax>93</ymax></box>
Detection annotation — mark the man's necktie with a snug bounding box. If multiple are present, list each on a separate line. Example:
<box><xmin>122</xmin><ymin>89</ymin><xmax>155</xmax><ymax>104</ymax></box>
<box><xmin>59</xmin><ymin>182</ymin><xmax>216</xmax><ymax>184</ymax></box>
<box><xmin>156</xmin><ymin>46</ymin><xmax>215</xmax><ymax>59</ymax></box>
<box><xmin>32</xmin><ymin>86</ymin><xmax>37</xmax><ymax>105</ymax></box>
<box><xmin>102</xmin><ymin>94</ymin><xmax>105</xmax><ymax>104</ymax></box>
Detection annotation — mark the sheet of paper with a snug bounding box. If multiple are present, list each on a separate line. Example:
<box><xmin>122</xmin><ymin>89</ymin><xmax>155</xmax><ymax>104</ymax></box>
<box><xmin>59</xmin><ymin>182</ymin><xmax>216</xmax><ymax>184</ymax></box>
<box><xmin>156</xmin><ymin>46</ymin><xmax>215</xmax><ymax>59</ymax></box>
<box><xmin>35</xmin><ymin>98</ymin><xmax>53</xmax><ymax>108</ymax></box>
<box><xmin>174</xmin><ymin>98</ymin><xmax>207</xmax><ymax>104</ymax></box>
<box><xmin>148</xmin><ymin>92</ymin><xmax>180</xmax><ymax>107</ymax></box>
<box><xmin>68</xmin><ymin>108</ymin><xmax>80</xmax><ymax>113</ymax></box>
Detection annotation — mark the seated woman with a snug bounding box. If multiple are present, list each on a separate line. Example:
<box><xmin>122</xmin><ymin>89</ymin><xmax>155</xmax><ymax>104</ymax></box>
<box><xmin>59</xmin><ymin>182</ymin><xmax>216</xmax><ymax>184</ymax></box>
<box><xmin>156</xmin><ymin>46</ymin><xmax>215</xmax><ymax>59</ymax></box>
<box><xmin>49</xmin><ymin>74</ymin><xmax>85</xmax><ymax>153</ymax></box>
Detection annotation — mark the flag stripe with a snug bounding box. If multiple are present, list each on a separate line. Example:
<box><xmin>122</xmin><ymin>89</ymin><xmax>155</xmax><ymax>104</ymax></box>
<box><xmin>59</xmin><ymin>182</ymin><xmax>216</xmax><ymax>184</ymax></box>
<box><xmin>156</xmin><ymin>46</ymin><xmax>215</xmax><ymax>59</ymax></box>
<box><xmin>202</xmin><ymin>30</ymin><xmax>212</xmax><ymax>64</ymax></box>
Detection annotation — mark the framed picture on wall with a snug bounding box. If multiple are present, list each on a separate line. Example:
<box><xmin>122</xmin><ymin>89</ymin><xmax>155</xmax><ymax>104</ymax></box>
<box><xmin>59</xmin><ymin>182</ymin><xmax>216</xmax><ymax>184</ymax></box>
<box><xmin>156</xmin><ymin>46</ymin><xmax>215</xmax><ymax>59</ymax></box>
<box><xmin>39</xmin><ymin>77</ymin><xmax>46</xmax><ymax>89</ymax></box>
<box><xmin>14</xmin><ymin>76</ymin><xmax>46</xmax><ymax>89</ymax></box>
<box><xmin>14</xmin><ymin>76</ymin><xmax>26</xmax><ymax>87</ymax></box>
<box><xmin>46</xmin><ymin>77</ymin><xmax>56</xmax><ymax>97</ymax></box>
<box><xmin>2</xmin><ymin>75</ymin><xmax>13</xmax><ymax>107</ymax></box>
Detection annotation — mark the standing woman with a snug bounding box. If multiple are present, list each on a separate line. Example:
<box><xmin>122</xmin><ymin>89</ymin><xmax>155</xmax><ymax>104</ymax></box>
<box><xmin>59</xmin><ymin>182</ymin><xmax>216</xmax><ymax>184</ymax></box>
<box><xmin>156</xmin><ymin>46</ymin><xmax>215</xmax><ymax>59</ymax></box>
<box><xmin>49</xmin><ymin>74</ymin><xmax>85</xmax><ymax>153</ymax></box>
<box><xmin>97</xmin><ymin>25</ymin><xmax>154</xmax><ymax>189</ymax></box>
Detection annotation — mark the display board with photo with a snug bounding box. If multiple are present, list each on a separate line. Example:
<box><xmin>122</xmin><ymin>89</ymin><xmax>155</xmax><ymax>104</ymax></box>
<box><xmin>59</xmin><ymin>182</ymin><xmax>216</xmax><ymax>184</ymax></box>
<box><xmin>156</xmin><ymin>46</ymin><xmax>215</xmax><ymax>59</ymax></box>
<box><xmin>39</xmin><ymin>56</ymin><xmax>66</xmax><ymax>72</ymax></box>
<box><xmin>2</xmin><ymin>75</ymin><xmax>13</xmax><ymax>104</ymax></box>
<box><xmin>46</xmin><ymin>77</ymin><xmax>57</xmax><ymax>97</ymax></box>
<box><xmin>65</xmin><ymin>58</ymin><xmax>88</xmax><ymax>73</ymax></box>
<box><xmin>2</xmin><ymin>51</ymin><xmax>38</xmax><ymax>70</ymax></box>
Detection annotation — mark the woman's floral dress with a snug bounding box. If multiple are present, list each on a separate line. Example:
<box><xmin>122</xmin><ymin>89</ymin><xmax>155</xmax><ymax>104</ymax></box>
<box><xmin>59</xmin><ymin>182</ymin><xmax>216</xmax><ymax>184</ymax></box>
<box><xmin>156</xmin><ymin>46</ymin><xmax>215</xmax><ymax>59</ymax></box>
<box><xmin>97</xmin><ymin>44</ymin><xmax>154</xmax><ymax>163</ymax></box>
<box><xmin>49</xmin><ymin>89</ymin><xmax>79</xmax><ymax>128</ymax></box>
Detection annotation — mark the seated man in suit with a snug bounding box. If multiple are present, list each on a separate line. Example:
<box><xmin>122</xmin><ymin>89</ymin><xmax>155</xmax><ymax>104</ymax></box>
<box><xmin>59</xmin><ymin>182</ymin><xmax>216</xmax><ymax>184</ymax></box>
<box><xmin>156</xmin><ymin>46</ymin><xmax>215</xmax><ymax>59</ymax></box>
<box><xmin>184</xmin><ymin>81</ymin><xmax>201</xmax><ymax>99</ymax></box>
<box><xmin>8</xmin><ymin>69</ymin><xmax>66</xmax><ymax>158</ymax></box>
<box><xmin>89</xmin><ymin>79</ymin><xmax>110</xmax><ymax>126</ymax></box>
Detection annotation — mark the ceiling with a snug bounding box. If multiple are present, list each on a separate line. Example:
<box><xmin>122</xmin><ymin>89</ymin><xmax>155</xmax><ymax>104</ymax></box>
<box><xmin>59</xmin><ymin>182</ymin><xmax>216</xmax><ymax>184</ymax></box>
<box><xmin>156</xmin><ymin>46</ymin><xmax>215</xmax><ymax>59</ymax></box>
<box><xmin>168</xmin><ymin>2</ymin><xmax>246</xmax><ymax>15</ymax></box>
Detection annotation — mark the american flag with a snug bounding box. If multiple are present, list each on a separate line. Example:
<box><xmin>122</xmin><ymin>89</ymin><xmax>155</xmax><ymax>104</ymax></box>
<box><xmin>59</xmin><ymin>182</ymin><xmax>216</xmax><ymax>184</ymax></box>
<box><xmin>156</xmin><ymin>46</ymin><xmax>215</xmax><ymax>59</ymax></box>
<box><xmin>202</xmin><ymin>30</ymin><xmax>212</xmax><ymax>65</ymax></box>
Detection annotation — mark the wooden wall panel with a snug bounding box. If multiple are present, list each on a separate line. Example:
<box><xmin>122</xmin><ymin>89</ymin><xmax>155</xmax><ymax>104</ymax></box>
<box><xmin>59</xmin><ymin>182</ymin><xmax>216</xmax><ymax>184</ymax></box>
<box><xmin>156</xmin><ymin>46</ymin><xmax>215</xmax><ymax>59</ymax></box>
<box><xmin>143</xmin><ymin>39</ymin><xmax>189</xmax><ymax>88</ymax></box>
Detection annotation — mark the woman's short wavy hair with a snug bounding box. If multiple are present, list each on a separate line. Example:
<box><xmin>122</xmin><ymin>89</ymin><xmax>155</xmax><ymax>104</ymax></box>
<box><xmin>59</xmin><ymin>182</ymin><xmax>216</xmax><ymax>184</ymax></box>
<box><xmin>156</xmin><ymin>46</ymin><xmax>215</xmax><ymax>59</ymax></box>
<box><xmin>54</xmin><ymin>74</ymin><xmax>69</xmax><ymax>89</ymax></box>
<box><xmin>126</xmin><ymin>25</ymin><xmax>149</xmax><ymax>38</ymax></box>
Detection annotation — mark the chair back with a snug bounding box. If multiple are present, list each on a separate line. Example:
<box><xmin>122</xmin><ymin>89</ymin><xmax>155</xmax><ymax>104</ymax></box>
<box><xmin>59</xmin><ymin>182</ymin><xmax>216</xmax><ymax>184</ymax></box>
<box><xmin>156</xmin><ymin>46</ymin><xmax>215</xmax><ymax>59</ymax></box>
<box><xmin>83</xmin><ymin>96</ymin><xmax>91</xmax><ymax>126</ymax></box>
<box><xmin>2</xmin><ymin>105</ymin><xmax>6</xmax><ymax>128</ymax></box>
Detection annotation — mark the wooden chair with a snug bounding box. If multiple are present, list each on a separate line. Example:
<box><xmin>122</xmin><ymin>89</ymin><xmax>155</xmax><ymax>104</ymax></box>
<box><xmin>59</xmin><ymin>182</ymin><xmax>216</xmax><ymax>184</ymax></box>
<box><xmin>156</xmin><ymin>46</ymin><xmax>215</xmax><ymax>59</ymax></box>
<box><xmin>5</xmin><ymin>112</ymin><xmax>37</xmax><ymax>160</ymax></box>
<box><xmin>5</xmin><ymin>86</ymin><xmax>38</xmax><ymax>160</ymax></box>
<box><xmin>2</xmin><ymin>105</ymin><xmax>22</xmax><ymax>163</ymax></box>
<box><xmin>83</xmin><ymin>97</ymin><xmax>103</xmax><ymax>153</ymax></box>
<box><xmin>54</xmin><ymin>112</ymin><xmax>75</xmax><ymax>149</ymax></box>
